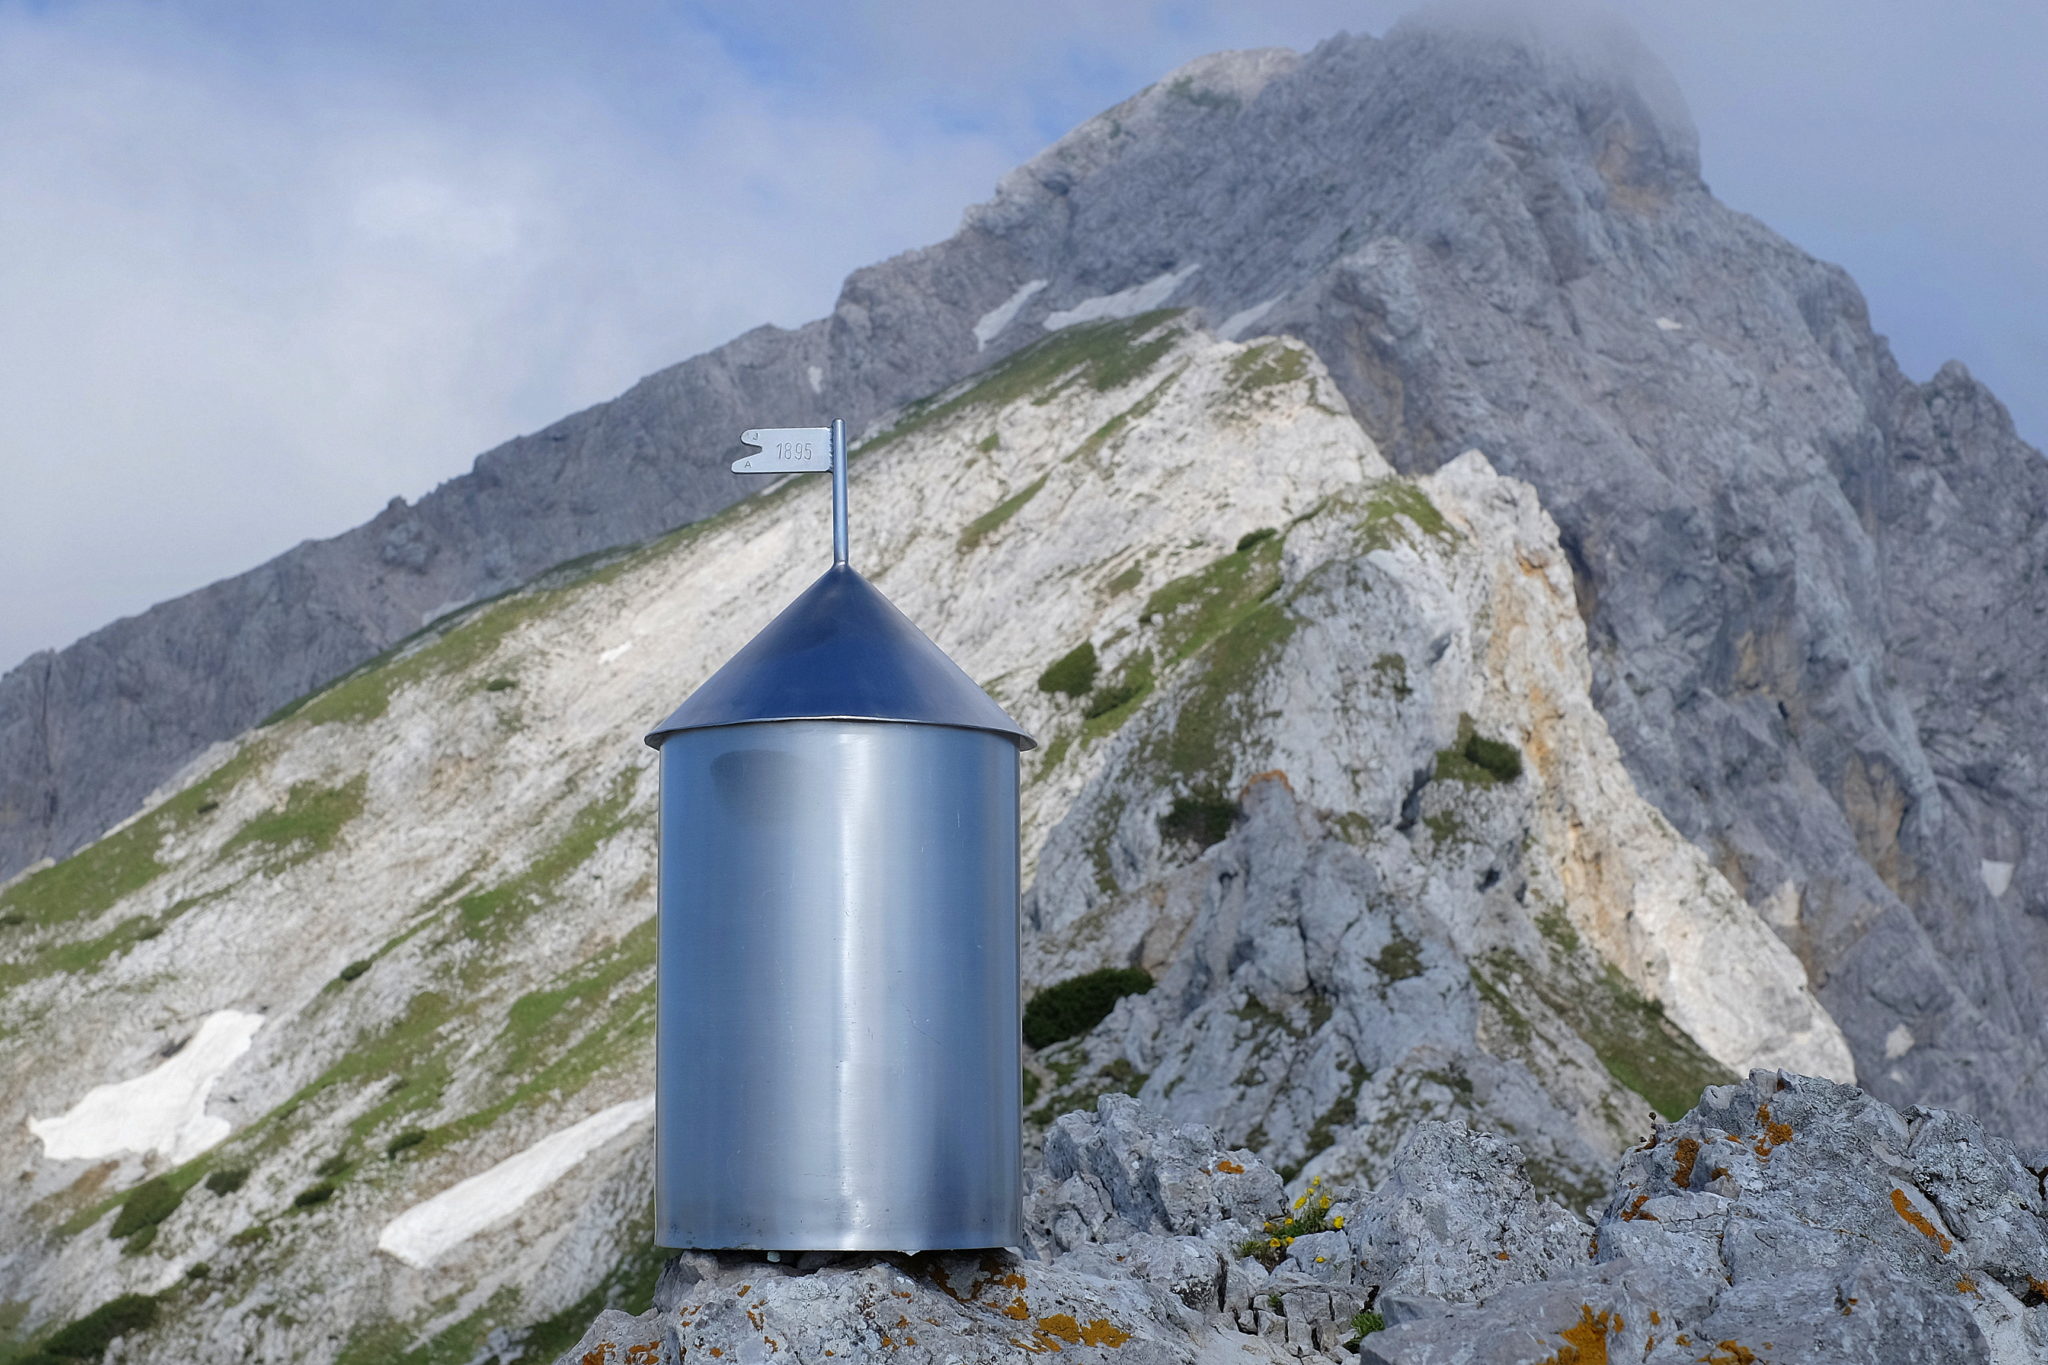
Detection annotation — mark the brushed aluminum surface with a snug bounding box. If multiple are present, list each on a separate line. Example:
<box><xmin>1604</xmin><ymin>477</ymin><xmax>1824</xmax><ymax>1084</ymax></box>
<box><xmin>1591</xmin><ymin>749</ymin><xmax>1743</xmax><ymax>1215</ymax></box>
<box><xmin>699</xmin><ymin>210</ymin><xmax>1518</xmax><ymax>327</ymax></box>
<box><xmin>655</xmin><ymin>719</ymin><xmax>1022</xmax><ymax>1251</ymax></box>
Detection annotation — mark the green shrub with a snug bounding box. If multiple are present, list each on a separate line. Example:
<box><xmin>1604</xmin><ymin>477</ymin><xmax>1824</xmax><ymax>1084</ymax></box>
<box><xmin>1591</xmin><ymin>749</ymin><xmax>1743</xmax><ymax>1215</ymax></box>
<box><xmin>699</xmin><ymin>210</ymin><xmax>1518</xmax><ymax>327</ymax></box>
<box><xmin>1463</xmin><ymin>734</ymin><xmax>1522</xmax><ymax>782</ymax></box>
<box><xmin>1023</xmin><ymin>968</ymin><xmax>1154</xmax><ymax>1049</ymax></box>
<box><xmin>204</xmin><ymin>1167</ymin><xmax>249</xmax><ymax>1196</ymax></box>
<box><xmin>315</xmin><ymin>1154</ymin><xmax>352</xmax><ymax>1178</ymax></box>
<box><xmin>292</xmin><ymin>1182</ymin><xmax>337</xmax><ymax>1208</ymax></box>
<box><xmin>108</xmin><ymin>1177</ymin><xmax>183</xmax><ymax>1241</ymax></box>
<box><xmin>1433</xmin><ymin>714</ymin><xmax>1523</xmax><ymax>786</ymax></box>
<box><xmin>1235</xmin><ymin>527</ymin><xmax>1278</xmax><ymax>553</ymax></box>
<box><xmin>1350</xmin><ymin>1309</ymin><xmax>1386</xmax><ymax>1340</ymax></box>
<box><xmin>1037</xmin><ymin>642</ymin><xmax>1099</xmax><ymax>697</ymax></box>
<box><xmin>337</xmin><ymin>958</ymin><xmax>372</xmax><ymax>982</ymax></box>
<box><xmin>483</xmin><ymin>677</ymin><xmax>518</xmax><ymax>692</ymax></box>
<box><xmin>385</xmin><ymin>1127</ymin><xmax>428</xmax><ymax>1158</ymax></box>
<box><xmin>1159</xmin><ymin>790</ymin><xmax>1239</xmax><ymax>850</ymax></box>
<box><xmin>1084</xmin><ymin>678</ymin><xmax>1146</xmax><ymax>719</ymax></box>
<box><xmin>39</xmin><ymin>1293</ymin><xmax>158</xmax><ymax>1359</ymax></box>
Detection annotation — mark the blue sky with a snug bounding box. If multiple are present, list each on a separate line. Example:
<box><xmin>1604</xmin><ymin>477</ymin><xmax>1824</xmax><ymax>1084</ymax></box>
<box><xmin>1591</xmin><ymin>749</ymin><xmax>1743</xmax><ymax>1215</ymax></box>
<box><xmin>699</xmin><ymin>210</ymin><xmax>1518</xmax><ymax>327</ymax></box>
<box><xmin>2</xmin><ymin>0</ymin><xmax>2042</xmax><ymax>670</ymax></box>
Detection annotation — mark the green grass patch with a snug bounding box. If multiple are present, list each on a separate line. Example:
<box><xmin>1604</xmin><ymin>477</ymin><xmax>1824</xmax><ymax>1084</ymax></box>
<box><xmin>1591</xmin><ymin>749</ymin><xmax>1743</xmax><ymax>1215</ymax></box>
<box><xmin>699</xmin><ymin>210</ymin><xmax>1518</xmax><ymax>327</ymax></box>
<box><xmin>1354</xmin><ymin>479</ymin><xmax>1454</xmax><ymax>553</ymax></box>
<box><xmin>1104</xmin><ymin>564</ymin><xmax>1144</xmax><ymax>595</ymax></box>
<box><xmin>337</xmin><ymin>959</ymin><xmax>372</xmax><ymax>983</ymax></box>
<box><xmin>1037</xmin><ymin>641</ymin><xmax>1099</xmax><ymax>697</ymax></box>
<box><xmin>958</xmin><ymin>473</ymin><xmax>1048</xmax><ymax>551</ymax></box>
<box><xmin>455</xmin><ymin>771</ymin><xmax>640</xmax><ymax>945</ymax></box>
<box><xmin>1371</xmin><ymin>936</ymin><xmax>1425</xmax><ymax>982</ymax></box>
<box><xmin>223</xmin><ymin>776</ymin><xmax>367</xmax><ymax>868</ymax></box>
<box><xmin>1484</xmin><ymin>948</ymin><xmax>1730</xmax><ymax>1121</ymax></box>
<box><xmin>1371</xmin><ymin>652</ymin><xmax>1411</xmax><ymax>700</ymax></box>
<box><xmin>1534</xmin><ymin>906</ymin><xmax>1580</xmax><ymax>954</ymax></box>
<box><xmin>0</xmin><ymin>747</ymin><xmax>258</xmax><ymax>938</ymax></box>
<box><xmin>1084</xmin><ymin>668</ymin><xmax>1152</xmax><ymax>721</ymax></box>
<box><xmin>1225</xmin><ymin>342</ymin><xmax>1309</xmax><ymax>397</ymax></box>
<box><xmin>1068</xmin><ymin>370</ymin><xmax>1181</xmax><ymax>466</ymax></box>
<box><xmin>1023</xmin><ymin>968</ymin><xmax>1154</xmax><ymax>1050</ymax></box>
<box><xmin>1349</xmin><ymin>1310</ymin><xmax>1387</xmax><ymax>1342</ymax></box>
<box><xmin>1141</xmin><ymin>528</ymin><xmax>1285</xmax><ymax>666</ymax></box>
<box><xmin>497</xmin><ymin>918</ymin><xmax>656</xmax><ymax>1079</ymax></box>
<box><xmin>32</xmin><ymin>1293</ymin><xmax>159</xmax><ymax>1360</ymax></box>
<box><xmin>866</xmin><ymin>311</ymin><xmax>1185</xmax><ymax>456</ymax></box>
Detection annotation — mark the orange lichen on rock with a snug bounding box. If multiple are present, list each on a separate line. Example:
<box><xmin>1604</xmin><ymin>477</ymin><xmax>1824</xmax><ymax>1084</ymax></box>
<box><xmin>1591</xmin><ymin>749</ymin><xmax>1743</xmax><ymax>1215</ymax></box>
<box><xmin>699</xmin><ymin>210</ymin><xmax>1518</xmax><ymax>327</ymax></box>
<box><xmin>746</xmin><ymin>1308</ymin><xmax>764</xmax><ymax>1330</ymax></box>
<box><xmin>1620</xmin><ymin>1194</ymin><xmax>1659</xmax><ymax>1222</ymax></box>
<box><xmin>1032</xmin><ymin>1314</ymin><xmax>1131</xmax><ymax>1349</ymax></box>
<box><xmin>1671</xmin><ymin>1137</ymin><xmax>1701</xmax><ymax>1189</ymax></box>
<box><xmin>1890</xmin><ymin>1188</ymin><xmax>1954</xmax><ymax>1253</ymax></box>
<box><xmin>1957</xmin><ymin>1279</ymin><xmax>1979</xmax><ymax>1295</ymax></box>
<box><xmin>1533</xmin><ymin>1305</ymin><xmax>1619</xmax><ymax>1364</ymax></box>
<box><xmin>1496</xmin><ymin>1251</ymin><xmax>1512</xmax><ymax>1260</ymax></box>
<box><xmin>1750</xmin><ymin>1106</ymin><xmax>1795</xmax><ymax>1160</ymax></box>
<box><xmin>1699</xmin><ymin>1343</ymin><xmax>1759</xmax><ymax>1365</ymax></box>
<box><xmin>1214</xmin><ymin>1159</ymin><xmax>1245</xmax><ymax>1174</ymax></box>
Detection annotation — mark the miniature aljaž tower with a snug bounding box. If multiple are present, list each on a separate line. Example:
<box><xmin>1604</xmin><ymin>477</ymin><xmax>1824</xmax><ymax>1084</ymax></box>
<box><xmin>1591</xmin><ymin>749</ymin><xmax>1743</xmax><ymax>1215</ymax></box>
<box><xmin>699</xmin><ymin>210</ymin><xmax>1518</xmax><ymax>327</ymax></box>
<box><xmin>644</xmin><ymin>420</ymin><xmax>1035</xmax><ymax>1252</ymax></box>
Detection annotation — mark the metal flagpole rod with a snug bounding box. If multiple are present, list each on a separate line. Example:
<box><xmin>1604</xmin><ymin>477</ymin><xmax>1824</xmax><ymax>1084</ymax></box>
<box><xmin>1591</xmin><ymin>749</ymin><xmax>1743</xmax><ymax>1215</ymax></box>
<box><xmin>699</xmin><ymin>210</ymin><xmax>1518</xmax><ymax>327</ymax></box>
<box><xmin>831</xmin><ymin>417</ymin><xmax>849</xmax><ymax>567</ymax></box>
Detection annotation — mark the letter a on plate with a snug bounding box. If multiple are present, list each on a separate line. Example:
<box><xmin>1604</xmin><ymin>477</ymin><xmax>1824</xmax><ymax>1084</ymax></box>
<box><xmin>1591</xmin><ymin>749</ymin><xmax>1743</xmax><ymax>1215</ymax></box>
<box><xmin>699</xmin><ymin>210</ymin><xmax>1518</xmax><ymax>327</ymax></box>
<box><xmin>735</xmin><ymin>427</ymin><xmax>833</xmax><ymax>473</ymax></box>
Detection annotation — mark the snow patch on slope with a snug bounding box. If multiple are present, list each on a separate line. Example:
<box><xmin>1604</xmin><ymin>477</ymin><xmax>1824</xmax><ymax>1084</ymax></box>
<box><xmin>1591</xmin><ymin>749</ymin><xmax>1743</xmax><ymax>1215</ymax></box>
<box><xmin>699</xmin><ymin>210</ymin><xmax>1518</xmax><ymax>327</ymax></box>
<box><xmin>1044</xmin><ymin>265</ymin><xmax>1199</xmax><ymax>331</ymax></box>
<box><xmin>974</xmin><ymin>280</ymin><xmax>1048</xmax><ymax>350</ymax></box>
<box><xmin>376</xmin><ymin>1095</ymin><xmax>655</xmax><ymax>1268</ymax></box>
<box><xmin>1217</xmin><ymin>297</ymin><xmax>1279</xmax><ymax>341</ymax></box>
<box><xmin>29</xmin><ymin>1010</ymin><xmax>264</xmax><ymax>1163</ymax></box>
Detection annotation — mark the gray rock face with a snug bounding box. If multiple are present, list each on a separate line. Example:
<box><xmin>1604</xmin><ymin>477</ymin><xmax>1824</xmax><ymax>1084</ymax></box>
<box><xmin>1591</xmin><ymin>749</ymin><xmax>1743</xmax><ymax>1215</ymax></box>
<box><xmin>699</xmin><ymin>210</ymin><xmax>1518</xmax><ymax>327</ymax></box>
<box><xmin>552</xmin><ymin>1083</ymin><xmax>2048</xmax><ymax>1364</ymax></box>
<box><xmin>5</xmin><ymin>2</ymin><xmax>2043</xmax><ymax>1142</ymax></box>
<box><xmin>1366</xmin><ymin>1071</ymin><xmax>2048</xmax><ymax>1363</ymax></box>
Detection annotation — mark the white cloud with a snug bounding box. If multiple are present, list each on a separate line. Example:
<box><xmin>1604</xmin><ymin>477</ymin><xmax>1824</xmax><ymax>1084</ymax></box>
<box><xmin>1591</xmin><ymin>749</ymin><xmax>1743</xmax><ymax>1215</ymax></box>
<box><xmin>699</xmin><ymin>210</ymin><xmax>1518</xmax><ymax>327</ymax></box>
<box><xmin>0</xmin><ymin>0</ymin><xmax>1016</xmax><ymax>667</ymax></box>
<box><xmin>1</xmin><ymin>0</ymin><xmax>2042</xmax><ymax>670</ymax></box>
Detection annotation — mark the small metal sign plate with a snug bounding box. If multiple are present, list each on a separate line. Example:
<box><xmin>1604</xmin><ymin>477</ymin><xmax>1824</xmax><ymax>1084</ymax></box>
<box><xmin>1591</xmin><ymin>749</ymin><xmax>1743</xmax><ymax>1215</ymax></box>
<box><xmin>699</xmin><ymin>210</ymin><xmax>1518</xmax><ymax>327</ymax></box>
<box><xmin>735</xmin><ymin>427</ymin><xmax>833</xmax><ymax>473</ymax></box>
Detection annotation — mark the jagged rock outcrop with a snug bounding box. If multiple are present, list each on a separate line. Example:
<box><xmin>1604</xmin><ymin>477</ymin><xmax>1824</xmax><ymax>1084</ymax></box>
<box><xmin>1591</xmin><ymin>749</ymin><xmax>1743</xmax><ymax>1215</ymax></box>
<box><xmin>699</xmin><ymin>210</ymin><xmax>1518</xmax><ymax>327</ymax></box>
<box><xmin>550</xmin><ymin>1085</ymin><xmax>2048</xmax><ymax>1364</ymax></box>
<box><xmin>8</xmin><ymin>8</ymin><xmax>2046</xmax><ymax>1157</ymax></box>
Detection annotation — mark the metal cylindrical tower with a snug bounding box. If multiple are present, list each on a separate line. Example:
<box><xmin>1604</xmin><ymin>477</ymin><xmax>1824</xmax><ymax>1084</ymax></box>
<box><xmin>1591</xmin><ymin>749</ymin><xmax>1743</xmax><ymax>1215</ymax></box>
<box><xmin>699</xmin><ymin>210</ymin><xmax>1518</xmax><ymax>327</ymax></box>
<box><xmin>644</xmin><ymin>421</ymin><xmax>1033</xmax><ymax>1252</ymax></box>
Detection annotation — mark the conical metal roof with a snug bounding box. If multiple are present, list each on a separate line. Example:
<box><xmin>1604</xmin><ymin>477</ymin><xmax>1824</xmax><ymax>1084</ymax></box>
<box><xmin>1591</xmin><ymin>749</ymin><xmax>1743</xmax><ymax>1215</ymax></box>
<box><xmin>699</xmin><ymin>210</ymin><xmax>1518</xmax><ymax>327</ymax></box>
<box><xmin>644</xmin><ymin>564</ymin><xmax>1035</xmax><ymax>750</ymax></box>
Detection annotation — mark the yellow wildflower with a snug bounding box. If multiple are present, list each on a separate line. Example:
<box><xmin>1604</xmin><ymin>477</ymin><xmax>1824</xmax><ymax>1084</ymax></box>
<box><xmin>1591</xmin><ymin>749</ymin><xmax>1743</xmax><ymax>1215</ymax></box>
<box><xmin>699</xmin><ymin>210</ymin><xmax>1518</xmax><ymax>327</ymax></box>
<box><xmin>1268</xmin><ymin>1238</ymin><xmax>1280</xmax><ymax>1247</ymax></box>
<box><xmin>1320</xmin><ymin>1196</ymin><xmax>1331</xmax><ymax>1208</ymax></box>
<box><xmin>1331</xmin><ymin>1216</ymin><xmax>1345</xmax><ymax>1229</ymax></box>
<box><xmin>1315</xmin><ymin>1255</ymin><xmax>1327</xmax><ymax>1263</ymax></box>
<box><xmin>1293</xmin><ymin>1194</ymin><xmax>1307</xmax><ymax>1210</ymax></box>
